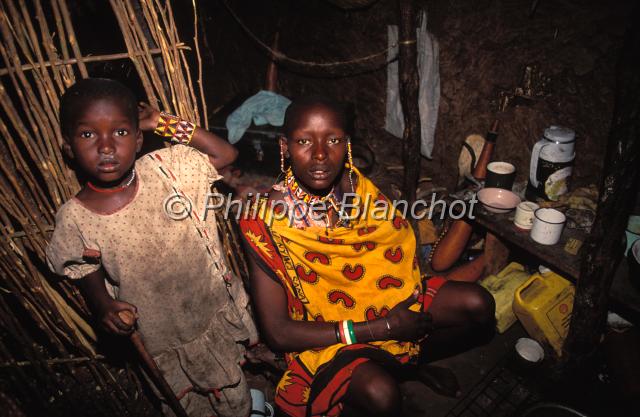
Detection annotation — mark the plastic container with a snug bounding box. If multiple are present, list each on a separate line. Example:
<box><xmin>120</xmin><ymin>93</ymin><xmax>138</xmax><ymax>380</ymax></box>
<box><xmin>480</xmin><ymin>262</ymin><xmax>531</xmax><ymax>333</ymax></box>
<box><xmin>513</xmin><ymin>270</ymin><xmax>575</xmax><ymax>357</ymax></box>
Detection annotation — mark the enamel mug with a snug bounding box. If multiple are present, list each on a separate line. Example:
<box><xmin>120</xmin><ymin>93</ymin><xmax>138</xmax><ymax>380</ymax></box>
<box><xmin>530</xmin><ymin>208</ymin><xmax>566</xmax><ymax>245</ymax></box>
<box><xmin>514</xmin><ymin>201</ymin><xmax>540</xmax><ymax>230</ymax></box>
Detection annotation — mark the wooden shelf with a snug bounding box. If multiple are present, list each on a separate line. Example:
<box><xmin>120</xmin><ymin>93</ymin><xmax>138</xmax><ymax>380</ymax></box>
<box><xmin>468</xmin><ymin>204</ymin><xmax>640</xmax><ymax>324</ymax></box>
<box><xmin>471</xmin><ymin>205</ymin><xmax>585</xmax><ymax>281</ymax></box>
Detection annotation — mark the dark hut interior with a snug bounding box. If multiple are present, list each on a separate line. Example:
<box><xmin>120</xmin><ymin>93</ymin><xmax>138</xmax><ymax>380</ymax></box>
<box><xmin>0</xmin><ymin>0</ymin><xmax>639</xmax><ymax>416</ymax></box>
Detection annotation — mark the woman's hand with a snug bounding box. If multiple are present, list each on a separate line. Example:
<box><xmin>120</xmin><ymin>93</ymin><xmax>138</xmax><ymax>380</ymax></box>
<box><xmin>95</xmin><ymin>298</ymin><xmax>138</xmax><ymax>336</ymax></box>
<box><xmin>138</xmin><ymin>102</ymin><xmax>160</xmax><ymax>132</ymax></box>
<box><xmin>385</xmin><ymin>290</ymin><xmax>433</xmax><ymax>342</ymax></box>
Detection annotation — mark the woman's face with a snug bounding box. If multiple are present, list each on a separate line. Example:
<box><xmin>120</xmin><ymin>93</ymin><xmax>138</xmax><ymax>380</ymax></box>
<box><xmin>282</xmin><ymin>105</ymin><xmax>348</xmax><ymax>194</ymax></box>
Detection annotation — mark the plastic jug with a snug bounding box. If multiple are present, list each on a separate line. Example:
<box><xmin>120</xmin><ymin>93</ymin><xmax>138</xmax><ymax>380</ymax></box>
<box><xmin>480</xmin><ymin>262</ymin><xmax>531</xmax><ymax>333</ymax></box>
<box><xmin>527</xmin><ymin>126</ymin><xmax>576</xmax><ymax>201</ymax></box>
<box><xmin>513</xmin><ymin>270</ymin><xmax>575</xmax><ymax>356</ymax></box>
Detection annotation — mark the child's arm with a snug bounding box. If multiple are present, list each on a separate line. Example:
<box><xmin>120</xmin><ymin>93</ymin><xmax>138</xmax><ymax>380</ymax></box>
<box><xmin>138</xmin><ymin>103</ymin><xmax>238</xmax><ymax>170</ymax></box>
<box><xmin>77</xmin><ymin>268</ymin><xmax>138</xmax><ymax>336</ymax></box>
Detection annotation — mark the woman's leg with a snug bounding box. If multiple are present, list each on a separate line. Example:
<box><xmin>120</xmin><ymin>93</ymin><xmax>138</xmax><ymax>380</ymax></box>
<box><xmin>343</xmin><ymin>362</ymin><xmax>401</xmax><ymax>417</ymax></box>
<box><xmin>420</xmin><ymin>280</ymin><xmax>496</xmax><ymax>362</ymax></box>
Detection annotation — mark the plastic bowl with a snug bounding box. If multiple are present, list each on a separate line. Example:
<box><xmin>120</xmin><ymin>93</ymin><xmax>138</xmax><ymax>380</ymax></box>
<box><xmin>478</xmin><ymin>188</ymin><xmax>522</xmax><ymax>214</ymax></box>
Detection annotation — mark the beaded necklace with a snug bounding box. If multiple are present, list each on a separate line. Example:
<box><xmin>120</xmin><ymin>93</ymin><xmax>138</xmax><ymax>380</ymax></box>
<box><xmin>284</xmin><ymin>168</ymin><xmax>342</xmax><ymax>228</ymax></box>
<box><xmin>87</xmin><ymin>169</ymin><xmax>136</xmax><ymax>194</ymax></box>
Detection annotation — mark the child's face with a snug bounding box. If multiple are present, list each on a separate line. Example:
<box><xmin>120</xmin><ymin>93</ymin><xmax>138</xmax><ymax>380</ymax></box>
<box><xmin>63</xmin><ymin>98</ymin><xmax>142</xmax><ymax>186</ymax></box>
<box><xmin>282</xmin><ymin>105</ymin><xmax>347</xmax><ymax>194</ymax></box>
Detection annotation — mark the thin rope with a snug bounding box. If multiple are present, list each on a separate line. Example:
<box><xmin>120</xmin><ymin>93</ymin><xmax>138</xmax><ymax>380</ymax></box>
<box><xmin>222</xmin><ymin>0</ymin><xmax>416</xmax><ymax>70</ymax></box>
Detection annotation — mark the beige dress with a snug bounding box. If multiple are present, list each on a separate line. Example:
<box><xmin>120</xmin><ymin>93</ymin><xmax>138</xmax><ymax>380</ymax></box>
<box><xmin>47</xmin><ymin>145</ymin><xmax>257</xmax><ymax>417</ymax></box>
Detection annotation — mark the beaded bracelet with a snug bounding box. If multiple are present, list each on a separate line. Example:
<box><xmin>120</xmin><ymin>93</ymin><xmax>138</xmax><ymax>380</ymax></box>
<box><xmin>339</xmin><ymin>320</ymin><xmax>358</xmax><ymax>345</ymax></box>
<box><xmin>154</xmin><ymin>111</ymin><xmax>196</xmax><ymax>145</ymax></box>
<box><xmin>338</xmin><ymin>320</ymin><xmax>347</xmax><ymax>344</ymax></box>
<box><xmin>341</xmin><ymin>320</ymin><xmax>353</xmax><ymax>344</ymax></box>
<box><xmin>347</xmin><ymin>320</ymin><xmax>357</xmax><ymax>344</ymax></box>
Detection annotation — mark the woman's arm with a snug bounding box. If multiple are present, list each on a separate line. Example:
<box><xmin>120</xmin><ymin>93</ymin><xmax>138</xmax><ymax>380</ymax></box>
<box><xmin>138</xmin><ymin>103</ymin><xmax>238</xmax><ymax>170</ymax></box>
<box><xmin>76</xmin><ymin>268</ymin><xmax>138</xmax><ymax>336</ymax></box>
<box><xmin>247</xmin><ymin>251</ymin><xmax>430</xmax><ymax>352</ymax></box>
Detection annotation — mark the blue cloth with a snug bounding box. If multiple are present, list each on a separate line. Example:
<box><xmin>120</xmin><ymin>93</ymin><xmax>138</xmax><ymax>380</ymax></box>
<box><xmin>225</xmin><ymin>90</ymin><xmax>291</xmax><ymax>144</ymax></box>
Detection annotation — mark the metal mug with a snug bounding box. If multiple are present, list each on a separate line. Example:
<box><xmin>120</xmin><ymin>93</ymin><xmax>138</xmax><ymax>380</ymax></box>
<box><xmin>485</xmin><ymin>161</ymin><xmax>516</xmax><ymax>190</ymax></box>
<box><xmin>530</xmin><ymin>208</ymin><xmax>566</xmax><ymax>245</ymax></box>
<box><xmin>514</xmin><ymin>201</ymin><xmax>540</xmax><ymax>230</ymax></box>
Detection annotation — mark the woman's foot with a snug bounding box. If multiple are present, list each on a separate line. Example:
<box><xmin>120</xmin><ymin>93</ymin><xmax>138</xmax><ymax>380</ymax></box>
<box><xmin>416</xmin><ymin>364</ymin><xmax>461</xmax><ymax>398</ymax></box>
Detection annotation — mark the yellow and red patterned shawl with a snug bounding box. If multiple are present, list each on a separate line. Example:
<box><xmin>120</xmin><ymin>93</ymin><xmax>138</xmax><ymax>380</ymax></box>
<box><xmin>240</xmin><ymin>169</ymin><xmax>423</xmax><ymax>374</ymax></box>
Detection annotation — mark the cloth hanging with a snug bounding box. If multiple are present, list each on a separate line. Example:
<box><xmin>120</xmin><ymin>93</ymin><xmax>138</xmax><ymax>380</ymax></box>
<box><xmin>385</xmin><ymin>10</ymin><xmax>440</xmax><ymax>159</ymax></box>
<box><xmin>225</xmin><ymin>90</ymin><xmax>291</xmax><ymax>144</ymax></box>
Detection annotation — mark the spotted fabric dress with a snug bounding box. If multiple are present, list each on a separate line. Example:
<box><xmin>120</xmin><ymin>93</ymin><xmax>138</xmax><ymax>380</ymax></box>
<box><xmin>239</xmin><ymin>168</ymin><xmax>446</xmax><ymax>417</ymax></box>
<box><xmin>47</xmin><ymin>145</ymin><xmax>257</xmax><ymax>417</ymax></box>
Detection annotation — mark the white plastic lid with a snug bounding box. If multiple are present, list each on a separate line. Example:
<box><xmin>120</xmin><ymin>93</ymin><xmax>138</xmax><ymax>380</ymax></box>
<box><xmin>544</xmin><ymin>125</ymin><xmax>575</xmax><ymax>143</ymax></box>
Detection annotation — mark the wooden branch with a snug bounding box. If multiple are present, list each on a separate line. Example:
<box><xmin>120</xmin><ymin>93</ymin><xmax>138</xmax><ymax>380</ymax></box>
<box><xmin>0</xmin><ymin>47</ymin><xmax>188</xmax><ymax>77</ymax></box>
<box><xmin>562</xmin><ymin>8</ymin><xmax>640</xmax><ymax>367</ymax></box>
<box><xmin>0</xmin><ymin>355</ymin><xmax>106</xmax><ymax>368</ymax></box>
<box><xmin>397</xmin><ymin>0</ymin><xmax>421</xmax><ymax>203</ymax></box>
<box><xmin>56</xmin><ymin>0</ymin><xmax>88</xmax><ymax>78</ymax></box>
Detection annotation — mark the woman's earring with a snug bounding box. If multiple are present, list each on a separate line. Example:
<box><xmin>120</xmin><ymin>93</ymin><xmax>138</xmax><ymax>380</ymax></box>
<box><xmin>280</xmin><ymin>142</ymin><xmax>286</xmax><ymax>174</ymax></box>
<box><xmin>347</xmin><ymin>138</ymin><xmax>354</xmax><ymax>193</ymax></box>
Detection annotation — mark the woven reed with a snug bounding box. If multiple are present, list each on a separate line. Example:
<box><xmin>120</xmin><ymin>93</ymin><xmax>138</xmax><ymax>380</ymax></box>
<box><xmin>0</xmin><ymin>0</ymin><xmax>245</xmax><ymax>413</ymax></box>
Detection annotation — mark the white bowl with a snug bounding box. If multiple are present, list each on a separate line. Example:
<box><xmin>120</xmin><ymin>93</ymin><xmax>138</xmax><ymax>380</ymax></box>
<box><xmin>477</xmin><ymin>188</ymin><xmax>522</xmax><ymax>214</ymax></box>
<box><xmin>515</xmin><ymin>337</ymin><xmax>545</xmax><ymax>363</ymax></box>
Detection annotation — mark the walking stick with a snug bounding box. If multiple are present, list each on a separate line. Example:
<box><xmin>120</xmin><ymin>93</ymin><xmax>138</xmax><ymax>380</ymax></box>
<box><xmin>118</xmin><ymin>311</ymin><xmax>189</xmax><ymax>417</ymax></box>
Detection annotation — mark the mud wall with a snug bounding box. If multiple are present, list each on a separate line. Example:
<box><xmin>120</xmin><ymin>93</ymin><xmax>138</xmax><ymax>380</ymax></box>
<box><xmin>201</xmin><ymin>0</ymin><xmax>633</xmax><ymax>190</ymax></box>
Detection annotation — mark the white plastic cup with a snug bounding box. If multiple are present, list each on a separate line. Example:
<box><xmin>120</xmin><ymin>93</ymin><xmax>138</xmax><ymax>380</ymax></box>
<box><xmin>530</xmin><ymin>208</ymin><xmax>566</xmax><ymax>245</ymax></box>
<box><xmin>514</xmin><ymin>201</ymin><xmax>540</xmax><ymax>230</ymax></box>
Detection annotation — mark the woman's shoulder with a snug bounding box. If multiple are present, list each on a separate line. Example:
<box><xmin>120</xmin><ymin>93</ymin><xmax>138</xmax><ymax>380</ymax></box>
<box><xmin>267</xmin><ymin>187</ymin><xmax>286</xmax><ymax>203</ymax></box>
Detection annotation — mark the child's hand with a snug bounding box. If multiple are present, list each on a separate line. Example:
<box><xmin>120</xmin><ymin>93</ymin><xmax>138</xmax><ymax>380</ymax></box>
<box><xmin>97</xmin><ymin>299</ymin><xmax>138</xmax><ymax>336</ymax></box>
<box><xmin>138</xmin><ymin>102</ymin><xmax>160</xmax><ymax>132</ymax></box>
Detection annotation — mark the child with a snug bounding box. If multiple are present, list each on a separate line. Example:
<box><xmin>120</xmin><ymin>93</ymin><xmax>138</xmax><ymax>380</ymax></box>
<box><xmin>47</xmin><ymin>78</ymin><xmax>257</xmax><ymax>417</ymax></box>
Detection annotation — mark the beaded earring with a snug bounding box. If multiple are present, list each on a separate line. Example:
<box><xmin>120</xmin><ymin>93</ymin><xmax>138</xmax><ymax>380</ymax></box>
<box><xmin>280</xmin><ymin>140</ymin><xmax>286</xmax><ymax>174</ymax></box>
<box><xmin>347</xmin><ymin>137</ymin><xmax>354</xmax><ymax>193</ymax></box>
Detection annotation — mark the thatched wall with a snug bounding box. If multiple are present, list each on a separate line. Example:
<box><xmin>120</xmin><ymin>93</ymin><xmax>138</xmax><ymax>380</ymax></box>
<box><xmin>202</xmin><ymin>0</ymin><xmax>633</xmax><ymax>190</ymax></box>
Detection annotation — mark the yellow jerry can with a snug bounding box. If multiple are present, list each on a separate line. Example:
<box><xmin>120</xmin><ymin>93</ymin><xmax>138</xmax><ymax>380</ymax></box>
<box><xmin>480</xmin><ymin>262</ymin><xmax>531</xmax><ymax>333</ymax></box>
<box><xmin>513</xmin><ymin>270</ymin><xmax>575</xmax><ymax>356</ymax></box>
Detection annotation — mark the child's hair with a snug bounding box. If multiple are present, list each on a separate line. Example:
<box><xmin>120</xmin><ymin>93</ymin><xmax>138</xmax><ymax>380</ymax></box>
<box><xmin>283</xmin><ymin>95</ymin><xmax>353</xmax><ymax>138</ymax></box>
<box><xmin>59</xmin><ymin>78</ymin><xmax>138</xmax><ymax>139</ymax></box>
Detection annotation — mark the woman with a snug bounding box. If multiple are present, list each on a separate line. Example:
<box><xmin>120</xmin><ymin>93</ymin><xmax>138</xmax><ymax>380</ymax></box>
<box><xmin>240</xmin><ymin>96</ymin><xmax>495</xmax><ymax>417</ymax></box>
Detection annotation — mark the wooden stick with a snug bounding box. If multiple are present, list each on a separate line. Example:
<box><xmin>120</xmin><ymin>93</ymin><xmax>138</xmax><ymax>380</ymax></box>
<box><xmin>118</xmin><ymin>311</ymin><xmax>189</xmax><ymax>417</ymax></box>
<box><xmin>562</xmin><ymin>11</ymin><xmax>640</xmax><ymax>368</ymax></box>
<box><xmin>0</xmin><ymin>355</ymin><xmax>106</xmax><ymax>368</ymax></box>
<box><xmin>397</xmin><ymin>0</ymin><xmax>421</xmax><ymax>203</ymax></box>
<box><xmin>56</xmin><ymin>0</ymin><xmax>88</xmax><ymax>78</ymax></box>
<box><xmin>0</xmin><ymin>45</ymin><xmax>186</xmax><ymax>77</ymax></box>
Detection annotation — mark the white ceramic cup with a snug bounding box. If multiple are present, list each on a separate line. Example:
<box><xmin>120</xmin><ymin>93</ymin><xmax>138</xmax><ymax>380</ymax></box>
<box><xmin>530</xmin><ymin>208</ymin><xmax>566</xmax><ymax>245</ymax></box>
<box><xmin>514</xmin><ymin>201</ymin><xmax>540</xmax><ymax>230</ymax></box>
